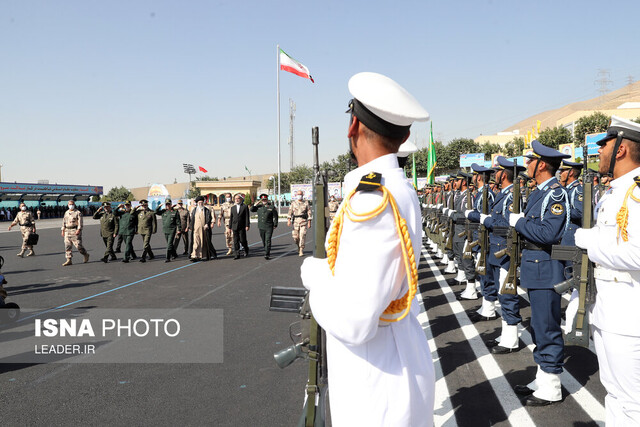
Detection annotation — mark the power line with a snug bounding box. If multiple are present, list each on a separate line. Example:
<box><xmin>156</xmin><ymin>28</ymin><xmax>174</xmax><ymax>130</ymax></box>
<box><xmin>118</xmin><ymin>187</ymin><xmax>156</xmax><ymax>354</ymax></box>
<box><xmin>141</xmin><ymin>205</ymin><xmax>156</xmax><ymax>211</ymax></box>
<box><xmin>594</xmin><ymin>69</ymin><xmax>613</xmax><ymax>96</ymax></box>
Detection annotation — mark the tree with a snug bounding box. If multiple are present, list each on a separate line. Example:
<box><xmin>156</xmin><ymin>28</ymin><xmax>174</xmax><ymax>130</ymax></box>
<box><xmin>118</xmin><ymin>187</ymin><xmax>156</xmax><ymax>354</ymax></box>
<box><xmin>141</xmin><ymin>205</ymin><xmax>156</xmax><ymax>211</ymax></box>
<box><xmin>479</xmin><ymin>141</ymin><xmax>502</xmax><ymax>157</ymax></box>
<box><xmin>633</xmin><ymin>117</ymin><xmax>640</xmax><ymax>124</ymax></box>
<box><xmin>186</xmin><ymin>182</ymin><xmax>200</xmax><ymax>199</ymax></box>
<box><xmin>103</xmin><ymin>186</ymin><xmax>134</xmax><ymax>202</ymax></box>
<box><xmin>195</xmin><ymin>175</ymin><xmax>219</xmax><ymax>181</ymax></box>
<box><xmin>504</xmin><ymin>137</ymin><xmax>525</xmax><ymax>157</ymax></box>
<box><xmin>322</xmin><ymin>153</ymin><xmax>354</xmax><ymax>182</ymax></box>
<box><xmin>574</xmin><ymin>112</ymin><xmax>610</xmax><ymax>146</ymax></box>
<box><xmin>288</xmin><ymin>164</ymin><xmax>313</xmax><ymax>185</ymax></box>
<box><xmin>437</xmin><ymin>138</ymin><xmax>479</xmax><ymax>172</ymax></box>
<box><xmin>537</xmin><ymin>126</ymin><xmax>572</xmax><ymax>149</ymax></box>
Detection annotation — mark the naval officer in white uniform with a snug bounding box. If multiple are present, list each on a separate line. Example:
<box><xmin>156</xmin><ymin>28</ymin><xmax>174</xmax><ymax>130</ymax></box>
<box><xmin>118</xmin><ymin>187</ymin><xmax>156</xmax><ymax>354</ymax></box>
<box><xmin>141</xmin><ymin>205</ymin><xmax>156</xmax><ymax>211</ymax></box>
<box><xmin>575</xmin><ymin>115</ymin><xmax>640</xmax><ymax>426</ymax></box>
<box><xmin>300</xmin><ymin>72</ymin><xmax>434</xmax><ymax>426</ymax></box>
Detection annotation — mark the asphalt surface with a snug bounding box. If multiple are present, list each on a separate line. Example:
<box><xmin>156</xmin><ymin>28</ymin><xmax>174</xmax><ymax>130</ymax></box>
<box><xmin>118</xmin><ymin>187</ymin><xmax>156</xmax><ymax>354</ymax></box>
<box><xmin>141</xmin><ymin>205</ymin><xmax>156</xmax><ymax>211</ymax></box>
<box><xmin>0</xmin><ymin>218</ymin><xmax>607</xmax><ymax>426</ymax></box>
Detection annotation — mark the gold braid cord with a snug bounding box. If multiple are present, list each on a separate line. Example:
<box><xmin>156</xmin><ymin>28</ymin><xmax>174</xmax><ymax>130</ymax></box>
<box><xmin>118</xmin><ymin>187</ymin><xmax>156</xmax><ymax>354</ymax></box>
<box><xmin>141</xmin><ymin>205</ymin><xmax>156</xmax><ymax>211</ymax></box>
<box><xmin>326</xmin><ymin>186</ymin><xmax>418</xmax><ymax>323</ymax></box>
<box><xmin>616</xmin><ymin>182</ymin><xmax>640</xmax><ymax>243</ymax></box>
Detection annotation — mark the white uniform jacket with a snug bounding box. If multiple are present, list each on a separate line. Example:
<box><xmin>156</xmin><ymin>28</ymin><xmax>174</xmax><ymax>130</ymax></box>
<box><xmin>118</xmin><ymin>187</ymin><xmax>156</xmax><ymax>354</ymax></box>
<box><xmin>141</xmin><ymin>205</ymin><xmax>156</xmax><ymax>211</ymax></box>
<box><xmin>575</xmin><ymin>166</ymin><xmax>640</xmax><ymax>336</ymax></box>
<box><xmin>301</xmin><ymin>153</ymin><xmax>434</xmax><ymax>426</ymax></box>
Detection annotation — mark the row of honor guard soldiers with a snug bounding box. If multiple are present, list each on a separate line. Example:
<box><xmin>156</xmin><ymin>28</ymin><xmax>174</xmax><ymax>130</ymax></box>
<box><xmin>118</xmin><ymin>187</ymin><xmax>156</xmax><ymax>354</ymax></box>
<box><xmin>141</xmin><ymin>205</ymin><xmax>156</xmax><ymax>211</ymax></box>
<box><xmin>422</xmin><ymin>138</ymin><xmax>599</xmax><ymax>407</ymax></box>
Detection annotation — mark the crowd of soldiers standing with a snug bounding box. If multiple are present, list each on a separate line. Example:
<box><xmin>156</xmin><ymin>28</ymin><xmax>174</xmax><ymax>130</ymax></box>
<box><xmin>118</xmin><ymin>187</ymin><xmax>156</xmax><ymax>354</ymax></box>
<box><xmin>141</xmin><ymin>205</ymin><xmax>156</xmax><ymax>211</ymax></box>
<box><xmin>420</xmin><ymin>116</ymin><xmax>640</xmax><ymax>425</ymax></box>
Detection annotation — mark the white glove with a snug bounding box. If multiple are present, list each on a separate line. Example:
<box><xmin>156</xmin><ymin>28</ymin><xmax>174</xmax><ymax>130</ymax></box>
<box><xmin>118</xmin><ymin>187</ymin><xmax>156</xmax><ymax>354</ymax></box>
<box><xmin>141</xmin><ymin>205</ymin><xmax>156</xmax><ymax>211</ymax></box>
<box><xmin>574</xmin><ymin>228</ymin><xmax>590</xmax><ymax>249</ymax></box>
<box><xmin>464</xmin><ymin>209</ymin><xmax>473</xmax><ymax>219</ymax></box>
<box><xmin>563</xmin><ymin>289</ymin><xmax>580</xmax><ymax>334</ymax></box>
<box><xmin>442</xmin><ymin>208</ymin><xmax>448</xmax><ymax>215</ymax></box>
<box><xmin>508</xmin><ymin>212</ymin><xmax>524</xmax><ymax>227</ymax></box>
<box><xmin>448</xmin><ymin>209</ymin><xmax>455</xmax><ymax>218</ymax></box>
<box><xmin>480</xmin><ymin>214</ymin><xmax>489</xmax><ymax>225</ymax></box>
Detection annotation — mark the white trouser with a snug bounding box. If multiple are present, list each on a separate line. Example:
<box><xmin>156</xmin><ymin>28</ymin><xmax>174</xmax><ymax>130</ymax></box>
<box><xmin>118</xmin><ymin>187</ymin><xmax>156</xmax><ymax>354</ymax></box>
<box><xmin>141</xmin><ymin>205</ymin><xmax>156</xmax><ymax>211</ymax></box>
<box><xmin>593</xmin><ymin>326</ymin><xmax>640</xmax><ymax>426</ymax></box>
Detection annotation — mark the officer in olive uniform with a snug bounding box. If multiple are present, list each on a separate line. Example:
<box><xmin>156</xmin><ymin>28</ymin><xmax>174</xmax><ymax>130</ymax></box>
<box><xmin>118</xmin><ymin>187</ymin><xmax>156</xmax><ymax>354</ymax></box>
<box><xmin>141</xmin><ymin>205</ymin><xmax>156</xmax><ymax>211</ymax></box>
<box><xmin>155</xmin><ymin>199</ymin><xmax>182</xmax><ymax>262</ymax></box>
<box><xmin>8</xmin><ymin>202</ymin><xmax>37</xmax><ymax>257</ymax></box>
<box><xmin>250</xmin><ymin>194</ymin><xmax>278</xmax><ymax>259</ymax></box>
<box><xmin>93</xmin><ymin>202</ymin><xmax>119</xmax><ymax>263</ymax></box>
<box><xmin>134</xmin><ymin>200</ymin><xmax>157</xmax><ymax>262</ymax></box>
<box><xmin>174</xmin><ymin>200</ymin><xmax>190</xmax><ymax>256</ymax></box>
<box><xmin>288</xmin><ymin>190</ymin><xmax>312</xmax><ymax>257</ymax></box>
<box><xmin>511</xmin><ymin>140</ymin><xmax>571</xmax><ymax>406</ymax></box>
<box><xmin>217</xmin><ymin>193</ymin><xmax>234</xmax><ymax>256</ymax></box>
<box><xmin>61</xmin><ymin>200</ymin><xmax>89</xmax><ymax>266</ymax></box>
<box><xmin>328</xmin><ymin>196</ymin><xmax>340</xmax><ymax>221</ymax></box>
<box><xmin>115</xmin><ymin>201</ymin><xmax>137</xmax><ymax>263</ymax></box>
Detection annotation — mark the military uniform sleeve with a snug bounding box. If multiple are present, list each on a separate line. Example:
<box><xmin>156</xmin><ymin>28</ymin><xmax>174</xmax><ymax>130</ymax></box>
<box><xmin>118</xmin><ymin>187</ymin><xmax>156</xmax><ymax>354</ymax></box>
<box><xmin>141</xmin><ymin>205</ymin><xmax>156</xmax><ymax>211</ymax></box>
<box><xmin>77</xmin><ymin>212</ymin><xmax>83</xmax><ymax>231</ymax></box>
<box><xmin>152</xmin><ymin>214</ymin><xmax>157</xmax><ymax>234</ymax></box>
<box><xmin>580</xmin><ymin>197</ymin><xmax>640</xmax><ymax>271</ymax></box>
<box><xmin>570</xmin><ymin>186</ymin><xmax>584</xmax><ymax>222</ymax></box>
<box><xmin>287</xmin><ymin>204</ymin><xmax>294</xmax><ymax>221</ymax></box>
<box><xmin>515</xmin><ymin>189</ymin><xmax>567</xmax><ymax>245</ymax></box>
<box><xmin>114</xmin><ymin>215</ymin><xmax>119</xmax><ymax>235</ymax></box>
<box><xmin>272</xmin><ymin>207</ymin><xmax>278</xmax><ymax>228</ymax></box>
<box><xmin>92</xmin><ymin>211</ymin><xmax>102</xmax><ymax>220</ymax></box>
<box><xmin>300</xmin><ymin>191</ymin><xmax>406</xmax><ymax>346</ymax></box>
<box><xmin>155</xmin><ymin>206</ymin><xmax>164</xmax><ymax>216</ymax></box>
<box><xmin>306</xmin><ymin>202</ymin><xmax>313</xmax><ymax>221</ymax></box>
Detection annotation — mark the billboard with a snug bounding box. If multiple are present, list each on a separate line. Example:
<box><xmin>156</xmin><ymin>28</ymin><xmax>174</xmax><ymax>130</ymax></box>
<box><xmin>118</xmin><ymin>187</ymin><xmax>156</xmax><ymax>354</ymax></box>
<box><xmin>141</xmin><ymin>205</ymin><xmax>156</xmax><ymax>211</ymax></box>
<box><xmin>558</xmin><ymin>143</ymin><xmax>575</xmax><ymax>161</ymax></box>
<box><xmin>291</xmin><ymin>182</ymin><xmax>344</xmax><ymax>201</ymax></box>
<box><xmin>585</xmin><ymin>132</ymin><xmax>606</xmax><ymax>156</ymax></box>
<box><xmin>459</xmin><ymin>153</ymin><xmax>485</xmax><ymax>168</ymax></box>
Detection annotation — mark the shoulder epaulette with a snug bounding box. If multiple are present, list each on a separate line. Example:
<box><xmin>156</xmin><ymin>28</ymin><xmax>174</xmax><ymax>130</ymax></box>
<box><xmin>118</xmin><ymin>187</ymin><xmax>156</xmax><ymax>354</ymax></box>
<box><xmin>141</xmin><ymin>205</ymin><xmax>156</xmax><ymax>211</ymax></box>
<box><xmin>550</xmin><ymin>183</ymin><xmax>560</xmax><ymax>189</ymax></box>
<box><xmin>356</xmin><ymin>172</ymin><xmax>382</xmax><ymax>192</ymax></box>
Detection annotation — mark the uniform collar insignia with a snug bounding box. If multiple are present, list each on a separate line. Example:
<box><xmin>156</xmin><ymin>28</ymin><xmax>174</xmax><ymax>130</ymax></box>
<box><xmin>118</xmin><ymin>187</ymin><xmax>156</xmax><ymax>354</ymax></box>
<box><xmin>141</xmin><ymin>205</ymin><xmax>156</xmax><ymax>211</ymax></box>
<box><xmin>357</xmin><ymin>172</ymin><xmax>383</xmax><ymax>192</ymax></box>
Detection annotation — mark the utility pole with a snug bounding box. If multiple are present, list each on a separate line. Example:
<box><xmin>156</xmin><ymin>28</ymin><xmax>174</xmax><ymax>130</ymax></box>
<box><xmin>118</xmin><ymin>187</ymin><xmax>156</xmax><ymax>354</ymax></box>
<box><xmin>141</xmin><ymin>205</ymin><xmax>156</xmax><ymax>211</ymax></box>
<box><xmin>594</xmin><ymin>69</ymin><xmax>613</xmax><ymax>96</ymax></box>
<box><xmin>288</xmin><ymin>98</ymin><xmax>296</xmax><ymax>170</ymax></box>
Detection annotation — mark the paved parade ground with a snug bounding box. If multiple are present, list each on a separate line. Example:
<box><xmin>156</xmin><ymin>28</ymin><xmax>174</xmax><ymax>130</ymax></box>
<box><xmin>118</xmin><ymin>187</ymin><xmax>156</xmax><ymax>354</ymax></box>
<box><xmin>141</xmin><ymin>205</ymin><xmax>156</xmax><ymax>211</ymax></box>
<box><xmin>0</xmin><ymin>219</ymin><xmax>606</xmax><ymax>426</ymax></box>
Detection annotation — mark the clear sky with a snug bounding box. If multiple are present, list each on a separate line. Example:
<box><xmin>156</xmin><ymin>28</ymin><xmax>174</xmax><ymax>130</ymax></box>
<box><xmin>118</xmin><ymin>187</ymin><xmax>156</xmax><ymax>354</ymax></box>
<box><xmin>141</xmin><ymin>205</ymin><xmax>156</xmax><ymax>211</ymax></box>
<box><xmin>2</xmin><ymin>0</ymin><xmax>639</xmax><ymax>193</ymax></box>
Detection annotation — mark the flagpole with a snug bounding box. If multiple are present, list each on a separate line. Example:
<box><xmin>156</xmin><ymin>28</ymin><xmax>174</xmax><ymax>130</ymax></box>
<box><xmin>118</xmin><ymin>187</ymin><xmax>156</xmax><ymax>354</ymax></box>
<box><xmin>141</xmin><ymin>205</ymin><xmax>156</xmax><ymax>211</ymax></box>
<box><xmin>276</xmin><ymin>44</ymin><xmax>282</xmax><ymax>215</ymax></box>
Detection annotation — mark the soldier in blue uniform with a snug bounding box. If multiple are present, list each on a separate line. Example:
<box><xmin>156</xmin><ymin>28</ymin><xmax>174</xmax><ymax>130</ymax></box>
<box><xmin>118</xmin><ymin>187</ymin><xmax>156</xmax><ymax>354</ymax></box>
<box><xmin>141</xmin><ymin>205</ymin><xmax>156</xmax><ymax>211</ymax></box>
<box><xmin>451</xmin><ymin>172</ymin><xmax>475</xmax><ymax>288</ymax></box>
<box><xmin>459</xmin><ymin>163</ymin><xmax>494</xmax><ymax>301</ymax></box>
<box><xmin>559</xmin><ymin>160</ymin><xmax>583</xmax><ymax>246</ymax></box>
<box><xmin>442</xmin><ymin>175</ymin><xmax>457</xmax><ymax>272</ymax></box>
<box><xmin>510</xmin><ymin>140</ymin><xmax>571</xmax><ymax>406</ymax></box>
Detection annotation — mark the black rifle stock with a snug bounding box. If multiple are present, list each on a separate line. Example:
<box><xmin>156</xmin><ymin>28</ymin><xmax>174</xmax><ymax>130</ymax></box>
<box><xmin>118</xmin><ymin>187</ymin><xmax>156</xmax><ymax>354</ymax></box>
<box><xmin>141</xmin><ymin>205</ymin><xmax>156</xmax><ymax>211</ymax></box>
<box><xmin>444</xmin><ymin>190</ymin><xmax>454</xmax><ymax>251</ymax></box>
<box><xmin>500</xmin><ymin>162</ymin><xmax>520</xmax><ymax>295</ymax></box>
<box><xmin>551</xmin><ymin>153</ymin><xmax>595</xmax><ymax>348</ymax></box>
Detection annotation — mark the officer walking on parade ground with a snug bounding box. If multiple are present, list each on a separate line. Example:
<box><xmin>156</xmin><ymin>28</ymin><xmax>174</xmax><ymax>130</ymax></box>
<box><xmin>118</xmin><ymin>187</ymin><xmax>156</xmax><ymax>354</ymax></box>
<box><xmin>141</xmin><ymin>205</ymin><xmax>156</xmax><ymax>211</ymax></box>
<box><xmin>61</xmin><ymin>200</ymin><xmax>90</xmax><ymax>266</ymax></box>
<box><xmin>134</xmin><ymin>199</ymin><xmax>157</xmax><ymax>263</ymax></box>
<box><xmin>574</xmin><ymin>116</ymin><xmax>640</xmax><ymax>425</ymax></box>
<box><xmin>510</xmin><ymin>140</ymin><xmax>571</xmax><ymax>406</ymax></box>
<box><xmin>8</xmin><ymin>202</ymin><xmax>37</xmax><ymax>257</ymax></box>
<box><xmin>93</xmin><ymin>202</ymin><xmax>119</xmax><ymax>263</ymax></box>
<box><xmin>155</xmin><ymin>199</ymin><xmax>182</xmax><ymax>262</ymax></box>
<box><xmin>218</xmin><ymin>193</ymin><xmax>234</xmax><ymax>256</ymax></box>
<box><xmin>114</xmin><ymin>201</ymin><xmax>137</xmax><ymax>263</ymax></box>
<box><xmin>174</xmin><ymin>200</ymin><xmax>190</xmax><ymax>256</ymax></box>
<box><xmin>287</xmin><ymin>190</ymin><xmax>311</xmax><ymax>257</ymax></box>
<box><xmin>300</xmin><ymin>72</ymin><xmax>434</xmax><ymax>426</ymax></box>
<box><xmin>250</xmin><ymin>193</ymin><xmax>278</xmax><ymax>260</ymax></box>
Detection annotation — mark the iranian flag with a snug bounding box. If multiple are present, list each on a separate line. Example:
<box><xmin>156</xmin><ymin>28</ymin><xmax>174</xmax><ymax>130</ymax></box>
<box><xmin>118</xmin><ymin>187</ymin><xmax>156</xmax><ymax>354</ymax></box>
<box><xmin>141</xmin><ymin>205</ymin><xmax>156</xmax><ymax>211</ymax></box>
<box><xmin>279</xmin><ymin>49</ymin><xmax>314</xmax><ymax>83</ymax></box>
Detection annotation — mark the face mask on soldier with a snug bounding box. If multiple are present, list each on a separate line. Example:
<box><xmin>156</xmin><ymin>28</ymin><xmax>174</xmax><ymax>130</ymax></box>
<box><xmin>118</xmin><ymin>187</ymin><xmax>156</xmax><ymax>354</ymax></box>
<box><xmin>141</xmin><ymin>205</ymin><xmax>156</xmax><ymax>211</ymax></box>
<box><xmin>297</xmin><ymin>195</ymin><xmax>303</xmax><ymax>201</ymax></box>
<box><xmin>68</xmin><ymin>204</ymin><xmax>75</xmax><ymax>210</ymax></box>
<box><xmin>20</xmin><ymin>206</ymin><xmax>26</xmax><ymax>211</ymax></box>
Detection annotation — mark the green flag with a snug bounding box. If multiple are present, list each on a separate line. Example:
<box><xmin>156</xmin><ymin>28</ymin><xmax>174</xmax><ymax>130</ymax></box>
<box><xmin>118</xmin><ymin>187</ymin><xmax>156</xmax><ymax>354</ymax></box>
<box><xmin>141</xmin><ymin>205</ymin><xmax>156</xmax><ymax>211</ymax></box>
<box><xmin>412</xmin><ymin>154</ymin><xmax>418</xmax><ymax>189</ymax></box>
<box><xmin>427</xmin><ymin>122</ymin><xmax>437</xmax><ymax>184</ymax></box>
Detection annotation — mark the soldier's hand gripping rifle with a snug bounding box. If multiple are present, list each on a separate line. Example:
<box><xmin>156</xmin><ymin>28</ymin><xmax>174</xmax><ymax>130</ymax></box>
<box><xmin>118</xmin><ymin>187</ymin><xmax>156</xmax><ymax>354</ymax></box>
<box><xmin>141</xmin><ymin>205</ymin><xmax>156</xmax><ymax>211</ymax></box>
<box><xmin>500</xmin><ymin>160</ymin><xmax>521</xmax><ymax>295</ymax></box>
<box><xmin>550</xmin><ymin>156</ymin><xmax>595</xmax><ymax>348</ymax></box>
<box><xmin>269</xmin><ymin>127</ymin><xmax>328</xmax><ymax>427</ymax></box>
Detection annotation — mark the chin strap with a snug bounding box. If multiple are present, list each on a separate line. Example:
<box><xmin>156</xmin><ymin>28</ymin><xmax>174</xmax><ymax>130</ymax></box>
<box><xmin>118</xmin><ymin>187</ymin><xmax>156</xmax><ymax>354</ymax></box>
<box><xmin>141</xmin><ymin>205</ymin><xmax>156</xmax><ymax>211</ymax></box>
<box><xmin>607</xmin><ymin>132</ymin><xmax>625</xmax><ymax>178</ymax></box>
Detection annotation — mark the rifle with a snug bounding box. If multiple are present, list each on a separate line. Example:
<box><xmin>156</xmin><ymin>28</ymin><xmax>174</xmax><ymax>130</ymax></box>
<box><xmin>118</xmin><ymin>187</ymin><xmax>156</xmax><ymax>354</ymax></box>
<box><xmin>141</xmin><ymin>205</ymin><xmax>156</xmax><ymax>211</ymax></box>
<box><xmin>463</xmin><ymin>176</ymin><xmax>474</xmax><ymax>259</ymax></box>
<box><xmin>444</xmin><ymin>188</ymin><xmax>454</xmax><ymax>251</ymax></box>
<box><xmin>474</xmin><ymin>184</ymin><xmax>490</xmax><ymax>274</ymax></box>
<box><xmin>270</xmin><ymin>127</ymin><xmax>328</xmax><ymax>426</ymax></box>
<box><xmin>500</xmin><ymin>160</ymin><xmax>521</xmax><ymax>295</ymax></box>
<box><xmin>550</xmin><ymin>155</ymin><xmax>595</xmax><ymax>347</ymax></box>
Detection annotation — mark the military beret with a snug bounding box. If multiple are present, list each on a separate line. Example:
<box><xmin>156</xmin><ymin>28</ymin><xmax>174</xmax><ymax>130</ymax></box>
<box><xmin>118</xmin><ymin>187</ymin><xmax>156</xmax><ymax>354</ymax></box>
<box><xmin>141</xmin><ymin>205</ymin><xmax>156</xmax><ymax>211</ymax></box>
<box><xmin>347</xmin><ymin>72</ymin><xmax>429</xmax><ymax>139</ymax></box>
<box><xmin>597</xmin><ymin>115</ymin><xmax>640</xmax><ymax>146</ymax></box>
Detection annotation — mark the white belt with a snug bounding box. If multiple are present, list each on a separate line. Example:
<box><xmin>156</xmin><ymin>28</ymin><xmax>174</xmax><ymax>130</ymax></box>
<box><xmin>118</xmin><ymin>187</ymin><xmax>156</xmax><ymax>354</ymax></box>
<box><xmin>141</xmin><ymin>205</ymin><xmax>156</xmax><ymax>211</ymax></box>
<box><xmin>594</xmin><ymin>265</ymin><xmax>632</xmax><ymax>283</ymax></box>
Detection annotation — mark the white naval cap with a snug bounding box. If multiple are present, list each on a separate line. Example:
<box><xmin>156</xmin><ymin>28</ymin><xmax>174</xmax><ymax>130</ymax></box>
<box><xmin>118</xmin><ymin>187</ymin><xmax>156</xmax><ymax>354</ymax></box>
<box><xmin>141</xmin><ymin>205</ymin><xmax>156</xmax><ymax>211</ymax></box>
<box><xmin>348</xmin><ymin>72</ymin><xmax>429</xmax><ymax>139</ymax></box>
<box><xmin>597</xmin><ymin>115</ymin><xmax>640</xmax><ymax>146</ymax></box>
<box><xmin>397</xmin><ymin>140</ymin><xmax>418</xmax><ymax>158</ymax></box>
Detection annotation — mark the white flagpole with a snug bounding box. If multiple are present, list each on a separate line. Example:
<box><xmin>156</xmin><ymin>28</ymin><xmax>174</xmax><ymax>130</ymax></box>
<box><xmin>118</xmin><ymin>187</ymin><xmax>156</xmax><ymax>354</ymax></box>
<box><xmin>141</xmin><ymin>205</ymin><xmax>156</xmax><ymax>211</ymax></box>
<box><xmin>276</xmin><ymin>44</ymin><xmax>282</xmax><ymax>215</ymax></box>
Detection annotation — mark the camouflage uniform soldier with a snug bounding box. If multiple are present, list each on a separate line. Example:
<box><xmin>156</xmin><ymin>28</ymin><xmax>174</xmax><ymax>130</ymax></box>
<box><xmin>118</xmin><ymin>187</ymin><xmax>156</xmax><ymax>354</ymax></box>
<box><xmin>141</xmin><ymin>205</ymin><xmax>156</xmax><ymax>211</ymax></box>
<box><xmin>174</xmin><ymin>200</ymin><xmax>190</xmax><ymax>255</ymax></box>
<box><xmin>287</xmin><ymin>190</ymin><xmax>312</xmax><ymax>256</ymax></box>
<box><xmin>328</xmin><ymin>196</ymin><xmax>340</xmax><ymax>221</ymax></box>
<box><xmin>8</xmin><ymin>202</ymin><xmax>37</xmax><ymax>257</ymax></box>
<box><xmin>217</xmin><ymin>193</ymin><xmax>234</xmax><ymax>256</ymax></box>
<box><xmin>61</xmin><ymin>200</ymin><xmax>89</xmax><ymax>266</ymax></box>
<box><xmin>93</xmin><ymin>202</ymin><xmax>119</xmax><ymax>263</ymax></box>
<box><xmin>135</xmin><ymin>199</ymin><xmax>157</xmax><ymax>262</ymax></box>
